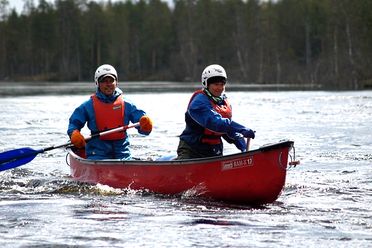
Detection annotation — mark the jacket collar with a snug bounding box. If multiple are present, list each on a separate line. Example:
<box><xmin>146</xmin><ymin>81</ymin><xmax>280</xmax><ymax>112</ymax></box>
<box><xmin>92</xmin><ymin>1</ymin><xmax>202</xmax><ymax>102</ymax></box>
<box><xmin>96</xmin><ymin>87</ymin><xmax>123</xmax><ymax>103</ymax></box>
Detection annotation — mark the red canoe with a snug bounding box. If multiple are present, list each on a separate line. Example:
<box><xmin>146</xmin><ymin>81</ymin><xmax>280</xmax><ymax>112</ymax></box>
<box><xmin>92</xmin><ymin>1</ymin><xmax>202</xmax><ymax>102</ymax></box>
<box><xmin>67</xmin><ymin>140</ymin><xmax>297</xmax><ymax>205</ymax></box>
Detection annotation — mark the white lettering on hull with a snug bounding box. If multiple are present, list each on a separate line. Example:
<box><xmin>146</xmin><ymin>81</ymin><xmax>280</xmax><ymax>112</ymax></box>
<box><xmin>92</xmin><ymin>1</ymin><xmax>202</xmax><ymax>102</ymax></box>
<box><xmin>222</xmin><ymin>157</ymin><xmax>253</xmax><ymax>170</ymax></box>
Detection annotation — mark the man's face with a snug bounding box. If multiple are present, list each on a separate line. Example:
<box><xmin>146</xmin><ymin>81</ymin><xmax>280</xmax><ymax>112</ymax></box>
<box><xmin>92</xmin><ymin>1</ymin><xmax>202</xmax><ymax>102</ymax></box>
<box><xmin>98</xmin><ymin>76</ymin><xmax>116</xmax><ymax>96</ymax></box>
<box><xmin>208</xmin><ymin>81</ymin><xmax>225</xmax><ymax>97</ymax></box>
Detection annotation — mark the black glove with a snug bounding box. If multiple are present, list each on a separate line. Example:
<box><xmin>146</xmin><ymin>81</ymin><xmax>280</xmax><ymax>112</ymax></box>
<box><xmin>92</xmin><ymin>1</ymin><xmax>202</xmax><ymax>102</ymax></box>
<box><xmin>241</xmin><ymin>128</ymin><xmax>255</xmax><ymax>139</ymax></box>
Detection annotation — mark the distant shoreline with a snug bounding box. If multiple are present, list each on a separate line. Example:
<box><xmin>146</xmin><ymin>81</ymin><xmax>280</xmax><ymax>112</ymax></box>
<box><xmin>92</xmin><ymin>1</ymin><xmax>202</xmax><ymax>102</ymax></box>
<box><xmin>0</xmin><ymin>81</ymin><xmax>323</xmax><ymax>96</ymax></box>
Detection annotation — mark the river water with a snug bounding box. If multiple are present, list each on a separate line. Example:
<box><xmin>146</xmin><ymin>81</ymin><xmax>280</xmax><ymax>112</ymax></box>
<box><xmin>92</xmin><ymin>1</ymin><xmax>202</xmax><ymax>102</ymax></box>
<box><xmin>0</xmin><ymin>90</ymin><xmax>371</xmax><ymax>247</ymax></box>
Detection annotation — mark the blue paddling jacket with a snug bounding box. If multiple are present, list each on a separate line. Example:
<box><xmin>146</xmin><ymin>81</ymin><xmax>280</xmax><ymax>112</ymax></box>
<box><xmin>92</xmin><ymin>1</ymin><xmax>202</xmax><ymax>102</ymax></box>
<box><xmin>179</xmin><ymin>89</ymin><xmax>251</xmax><ymax>157</ymax></box>
<box><xmin>67</xmin><ymin>88</ymin><xmax>149</xmax><ymax>160</ymax></box>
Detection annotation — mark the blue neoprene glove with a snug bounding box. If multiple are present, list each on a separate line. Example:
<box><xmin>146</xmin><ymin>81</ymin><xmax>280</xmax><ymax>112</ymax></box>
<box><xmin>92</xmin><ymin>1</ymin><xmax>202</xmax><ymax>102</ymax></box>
<box><xmin>234</xmin><ymin>135</ymin><xmax>247</xmax><ymax>152</ymax></box>
<box><xmin>241</xmin><ymin>128</ymin><xmax>255</xmax><ymax>139</ymax></box>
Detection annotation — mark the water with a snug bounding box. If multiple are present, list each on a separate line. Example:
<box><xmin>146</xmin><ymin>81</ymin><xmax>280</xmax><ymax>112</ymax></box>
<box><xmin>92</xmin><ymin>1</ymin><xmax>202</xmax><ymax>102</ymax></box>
<box><xmin>0</xmin><ymin>90</ymin><xmax>371</xmax><ymax>247</ymax></box>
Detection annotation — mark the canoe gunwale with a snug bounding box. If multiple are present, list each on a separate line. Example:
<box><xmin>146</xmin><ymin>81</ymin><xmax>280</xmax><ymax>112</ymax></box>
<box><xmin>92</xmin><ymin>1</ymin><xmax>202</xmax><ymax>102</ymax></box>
<box><xmin>66</xmin><ymin>140</ymin><xmax>294</xmax><ymax>166</ymax></box>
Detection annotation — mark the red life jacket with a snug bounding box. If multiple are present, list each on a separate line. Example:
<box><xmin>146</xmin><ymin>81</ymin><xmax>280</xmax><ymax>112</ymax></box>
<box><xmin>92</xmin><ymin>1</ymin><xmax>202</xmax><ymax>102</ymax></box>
<box><xmin>189</xmin><ymin>90</ymin><xmax>232</xmax><ymax>145</ymax></box>
<box><xmin>91</xmin><ymin>95</ymin><xmax>126</xmax><ymax>140</ymax></box>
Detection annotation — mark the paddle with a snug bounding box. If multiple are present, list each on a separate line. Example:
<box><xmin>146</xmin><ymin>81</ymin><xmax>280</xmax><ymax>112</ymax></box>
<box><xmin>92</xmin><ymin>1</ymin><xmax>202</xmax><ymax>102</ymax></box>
<box><xmin>246</xmin><ymin>138</ymin><xmax>251</xmax><ymax>151</ymax></box>
<box><xmin>0</xmin><ymin>123</ymin><xmax>139</xmax><ymax>172</ymax></box>
<box><xmin>246</xmin><ymin>130</ymin><xmax>255</xmax><ymax>152</ymax></box>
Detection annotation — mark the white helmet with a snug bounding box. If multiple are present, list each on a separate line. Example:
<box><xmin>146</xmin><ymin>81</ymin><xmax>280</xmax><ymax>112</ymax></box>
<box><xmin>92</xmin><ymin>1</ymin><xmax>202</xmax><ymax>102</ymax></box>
<box><xmin>201</xmin><ymin>64</ymin><xmax>227</xmax><ymax>87</ymax></box>
<box><xmin>94</xmin><ymin>64</ymin><xmax>118</xmax><ymax>84</ymax></box>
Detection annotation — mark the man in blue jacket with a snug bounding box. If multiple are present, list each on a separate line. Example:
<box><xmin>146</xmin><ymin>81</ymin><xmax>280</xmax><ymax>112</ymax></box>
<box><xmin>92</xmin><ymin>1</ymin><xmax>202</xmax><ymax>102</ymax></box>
<box><xmin>176</xmin><ymin>64</ymin><xmax>255</xmax><ymax>159</ymax></box>
<box><xmin>67</xmin><ymin>64</ymin><xmax>153</xmax><ymax>160</ymax></box>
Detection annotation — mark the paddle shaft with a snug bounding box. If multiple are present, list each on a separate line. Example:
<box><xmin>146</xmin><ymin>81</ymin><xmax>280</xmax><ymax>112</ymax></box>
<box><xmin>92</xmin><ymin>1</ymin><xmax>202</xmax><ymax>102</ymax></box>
<box><xmin>0</xmin><ymin>123</ymin><xmax>139</xmax><ymax>171</ymax></box>
<box><xmin>246</xmin><ymin>138</ymin><xmax>251</xmax><ymax>151</ymax></box>
<box><xmin>89</xmin><ymin>123</ymin><xmax>139</xmax><ymax>140</ymax></box>
<box><xmin>246</xmin><ymin>130</ymin><xmax>256</xmax><ymax>152</ymax></box>
<box><xmin>43</xmin><ymin>123</ymin><xmax>140</xmax><ymax>151</ymax></box>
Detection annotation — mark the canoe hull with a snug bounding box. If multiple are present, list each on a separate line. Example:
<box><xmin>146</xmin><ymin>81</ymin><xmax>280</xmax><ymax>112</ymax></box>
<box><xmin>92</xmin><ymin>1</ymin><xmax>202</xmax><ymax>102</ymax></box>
<box><xmin>68</xmin><ymin>141</ymin><xmax>294</xmax><ymax>205</ymax></box>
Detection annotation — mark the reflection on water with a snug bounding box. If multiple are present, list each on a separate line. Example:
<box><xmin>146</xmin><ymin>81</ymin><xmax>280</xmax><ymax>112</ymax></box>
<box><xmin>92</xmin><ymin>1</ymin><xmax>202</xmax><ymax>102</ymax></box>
<box><xmin>0</xmin><ymin>91</ymin><xmax>371</xmax><ymax>247</ymax></box>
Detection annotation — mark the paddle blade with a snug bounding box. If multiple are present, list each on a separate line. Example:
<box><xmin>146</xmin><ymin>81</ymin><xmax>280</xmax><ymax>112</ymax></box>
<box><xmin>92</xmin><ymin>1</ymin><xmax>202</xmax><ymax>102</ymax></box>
<box><xmin>0</xmin><ymin>147</ymin><xmax>41</xmax><ymax>172</ymax></box>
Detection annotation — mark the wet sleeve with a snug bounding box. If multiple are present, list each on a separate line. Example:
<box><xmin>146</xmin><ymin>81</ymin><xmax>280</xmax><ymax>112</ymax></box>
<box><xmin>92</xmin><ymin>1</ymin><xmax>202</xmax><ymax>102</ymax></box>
<box><xmin>124</xmin><ymin>100</ymin><xmax>148</xmax><ymax>135</ymax></box>
<box><xmin>188</xmin><ymin>94</ymin><xmax>250</xmax><ymax>139</ymax></box>
<box><xmin>67</xmin><ymin>101</ymin><xmax>90</xmax><ymax>136</ymax></box>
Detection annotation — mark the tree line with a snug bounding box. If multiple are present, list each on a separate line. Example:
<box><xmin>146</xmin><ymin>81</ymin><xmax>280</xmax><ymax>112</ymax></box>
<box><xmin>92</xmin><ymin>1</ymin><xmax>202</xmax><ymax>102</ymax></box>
<box><xmin>1</xmin><ymin>0</ymin><xmax>372</xmax><ymax>90</ymax></box>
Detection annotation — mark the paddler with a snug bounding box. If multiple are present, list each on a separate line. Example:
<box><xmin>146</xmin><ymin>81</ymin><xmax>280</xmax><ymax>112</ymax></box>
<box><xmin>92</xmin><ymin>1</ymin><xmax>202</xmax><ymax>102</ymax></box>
<box><xmin>67</xmin><ymin>64</ymin><xmax>153</xmax><ymax>160</ymax></box>
<box><xmin>176</xmin><ymin>64</ymin><xmax>255</xmax><ymax>159</ymax></box>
